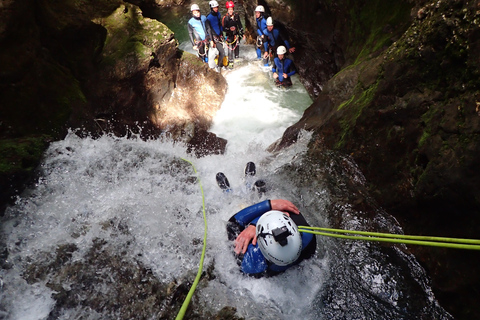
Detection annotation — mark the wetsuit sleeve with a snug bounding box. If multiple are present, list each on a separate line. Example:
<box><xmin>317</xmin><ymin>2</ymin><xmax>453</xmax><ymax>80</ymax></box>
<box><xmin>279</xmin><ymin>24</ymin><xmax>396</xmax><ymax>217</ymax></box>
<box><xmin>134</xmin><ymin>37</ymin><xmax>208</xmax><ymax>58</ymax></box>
<box><xmin>187</xmin><ymin>22</ymin><xmax>196</xmax><ymax>46</ymax></box>
<box><xmin>256</xmin><ymin>24</ymin><xmax>263</xmax><ymax>36</ymax></box>
<box><xmin>286</xmin><ymin>59</ymin><xmax>296</xmax><ymax>77</ymax></box>
<box><xmin>205</xmin><ymin>19</ymin><xmax>214</xmax><ymax>41</ymax></box>
<box><xmin>272</xmin><ymin>58</ymin><xmax>278</xmax><ymax>73</ymax></box>
<box><xmin>263</xmin><ymin>33</ymin><xmax>269</xmax><ymax>52</ymax></box>
<box><xmin>278</xmin><ymin>30</ymin><xmax>291</xmax><ymax>50</ymax></box>
<box><xmin>236</xmin><ymin>14</ymin><xmax>244</xmax><ymax>35</ymax></box>
<box><xmin>230</xmin><ymin>200</ymin><xmax>272</xmax><ymax>227</ymax></box>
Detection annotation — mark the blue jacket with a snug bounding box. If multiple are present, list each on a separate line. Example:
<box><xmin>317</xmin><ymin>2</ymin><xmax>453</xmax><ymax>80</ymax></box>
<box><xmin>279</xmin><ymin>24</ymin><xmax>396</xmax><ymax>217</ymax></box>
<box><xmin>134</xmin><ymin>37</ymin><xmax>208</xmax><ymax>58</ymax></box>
<box><xmin>188</xmin><ymin>15</ymin><xmax>212</xmax><ymax>45</ymax></box>
<box><xmin>229</xmin><ymin>200</ymin><xmax>315</xmax><ymax>276</ymax></box>
<box><xmin>272</xmin><ymin>57</ymin><xmax>296</xmax><ymax>81</ymax></box>
<box><xmin>263</xmin><ymin>28</ymin><xmax>291</xmax><ymax>52</ymax></box>
<box><xmin>206</xmin><ymin>11</ymin><xmax>223</xmax><ymax>38</ymax></box>
<box><xmin>256</xmin><ymin>16</ymin><xmax>267</xmax><ymax>37</ymax></box>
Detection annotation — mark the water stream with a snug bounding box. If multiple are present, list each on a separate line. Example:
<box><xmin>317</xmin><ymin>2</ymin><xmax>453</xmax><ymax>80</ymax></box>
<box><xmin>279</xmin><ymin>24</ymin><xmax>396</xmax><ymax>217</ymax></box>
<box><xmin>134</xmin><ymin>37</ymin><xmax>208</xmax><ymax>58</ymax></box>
<box><xmin>0</xmin><ymin>7</ymin><xmax>453</xmax><ymax>320</ymax></box>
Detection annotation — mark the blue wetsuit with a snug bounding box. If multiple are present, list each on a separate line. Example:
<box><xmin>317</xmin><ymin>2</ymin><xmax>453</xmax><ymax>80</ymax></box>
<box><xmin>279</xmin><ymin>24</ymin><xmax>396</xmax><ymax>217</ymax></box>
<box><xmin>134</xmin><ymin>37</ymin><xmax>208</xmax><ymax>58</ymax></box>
<box><xmin>255</xmin><ymin>15</ymin><xmax>267</xmax><ymax>59</ymax></box>
<box><xmin>272</xmin><ymin>57</ymin><xmax>296</xmax><ymax>86</ymax></box>
<box><xmin>263</xmin><ymin>28</ymin><xmax>291</xmax><ymax>54</ymax></box>
<box><xmin>227</xmin><ymin>200</ymin><xmax>316</xmax><ymax>277</ymax></box>
<box><xmin>187</xmin><ymin>15</ymin><xmax>213</xmax><ymax>62</ymax></box>
<box><xmin>206</xmin><ymin>10</ymin><xmax>225</xmax><ymax>68</ymax></box>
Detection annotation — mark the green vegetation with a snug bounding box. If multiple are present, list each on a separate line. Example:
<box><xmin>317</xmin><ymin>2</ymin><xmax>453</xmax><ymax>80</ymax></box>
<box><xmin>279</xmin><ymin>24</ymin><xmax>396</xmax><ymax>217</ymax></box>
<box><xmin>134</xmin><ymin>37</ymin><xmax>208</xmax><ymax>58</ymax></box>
<box><xmin>0</xmin><ymin>136</ymin><xmax>51</xmax><ymax>175</ymax></box>
<box><xmin>335</xmin><ymin>82</ymin><xmax>379</xmax><ymax>149</ymax></box>
<box><xmin>345</xmin><ymin>0</ymin><xmax>412</xmax><ymax>65</ymax></box>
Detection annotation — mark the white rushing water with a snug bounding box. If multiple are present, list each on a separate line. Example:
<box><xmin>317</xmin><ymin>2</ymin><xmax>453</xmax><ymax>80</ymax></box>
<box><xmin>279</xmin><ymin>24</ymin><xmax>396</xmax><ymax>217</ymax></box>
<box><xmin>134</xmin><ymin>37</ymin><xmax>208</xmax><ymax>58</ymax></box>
<box><xmin>0</xmin><ymin>37</ymin><xmax>452</xmax><ymax>319</ymax></box>
<box><xmin>0</xmin><ymin>44</ymin><xmax>330</xmax><ymax>319</ymax></box>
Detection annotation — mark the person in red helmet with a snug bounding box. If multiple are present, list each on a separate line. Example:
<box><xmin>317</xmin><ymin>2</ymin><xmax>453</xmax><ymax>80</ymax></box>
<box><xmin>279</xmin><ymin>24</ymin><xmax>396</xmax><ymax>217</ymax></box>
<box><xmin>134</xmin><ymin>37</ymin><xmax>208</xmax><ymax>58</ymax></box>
<box><xmin>222</xmin><ymin>1</ymin><xmax>245</xmax><ymax>69</ymax></box>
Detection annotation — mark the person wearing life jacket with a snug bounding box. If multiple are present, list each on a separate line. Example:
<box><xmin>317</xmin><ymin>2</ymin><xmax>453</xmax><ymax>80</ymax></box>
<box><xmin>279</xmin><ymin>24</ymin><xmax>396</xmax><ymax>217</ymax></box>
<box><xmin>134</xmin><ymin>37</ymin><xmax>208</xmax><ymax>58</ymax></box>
<box><xmin>254</xmin><ymin>5</ymin><xmax>267</xmax><ymax>60</ymax></box>
<box><xmin>188</xmin><ymin>4</ymin><xmax>214</xmax><ymax>63</ymax></box>
<box><xmin>263</xmin><ymin>17</ymin><xmax>295</xmax><ymax>66</ymax></box>
<box><xmin>227</xmin><ymin>199</ymin><xmax>316</xmax><ymax>277</ymax></box>
<box><xmin>272</xmin><ymin>46</ymin><xmax>296</xmax><ymax>87</ymax></box>
<box><xmin>222</xmin><ymin>1</ymin><xmax>245</xmax><ymax>69</ymax></box>
<box><xmin>206</xmin><ymin>0</ymin><xmax>226</xmax><ymax>71</ymax></box>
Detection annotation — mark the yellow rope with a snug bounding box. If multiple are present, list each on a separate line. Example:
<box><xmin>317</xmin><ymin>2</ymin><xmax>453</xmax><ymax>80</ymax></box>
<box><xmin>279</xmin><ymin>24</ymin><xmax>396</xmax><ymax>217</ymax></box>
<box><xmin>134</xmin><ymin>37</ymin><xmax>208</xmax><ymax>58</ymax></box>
<box><xmin>175</xmin><ymin>158</ymin><xmax>208</xmax><ymax>320</ymax></box>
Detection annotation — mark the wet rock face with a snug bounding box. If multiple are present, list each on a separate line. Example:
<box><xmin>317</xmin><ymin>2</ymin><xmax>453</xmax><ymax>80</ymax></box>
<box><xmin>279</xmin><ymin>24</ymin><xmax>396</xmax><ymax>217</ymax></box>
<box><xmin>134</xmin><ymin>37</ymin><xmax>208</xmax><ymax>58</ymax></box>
<box><xmin>269</xmin><ymin>0</ymin><xmax>480</xmax><ymax>318</ymax></box>
<box><xmin>0</xmin><ymin>0</ymin><xmax>227</xmax><ymax>212</ymax></box>
<box><xmin>23</xmin><ymin>239</ymin><xmax>239</xmax><ymax>319</ymax></box>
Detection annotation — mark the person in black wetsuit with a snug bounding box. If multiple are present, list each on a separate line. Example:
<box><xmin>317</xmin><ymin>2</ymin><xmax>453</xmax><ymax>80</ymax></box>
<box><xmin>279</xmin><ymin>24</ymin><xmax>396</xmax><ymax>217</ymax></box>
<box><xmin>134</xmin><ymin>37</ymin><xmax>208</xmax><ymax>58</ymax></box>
<box><xmin>227</xmin><ymin>199</ymin><xmax>317</xmax><ymax>277</ymax></box>
<box><xmin>222</xmin><ymin>1</ymin><xmax>245</xmax><ymax>69</ymax></box>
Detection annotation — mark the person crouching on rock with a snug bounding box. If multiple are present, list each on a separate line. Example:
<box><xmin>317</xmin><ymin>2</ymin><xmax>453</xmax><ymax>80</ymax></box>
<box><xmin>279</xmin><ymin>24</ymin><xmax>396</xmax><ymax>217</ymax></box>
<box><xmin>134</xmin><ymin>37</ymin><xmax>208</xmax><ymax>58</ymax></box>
<box><xmin>188</xmin><ymin>4</ymin><xmax>214</xmax><ymax>63</ymax></box>
<box><xmin>272</xmin><ymin>46</ymin><xmax>296</xmax><ymax>88</ymax></box>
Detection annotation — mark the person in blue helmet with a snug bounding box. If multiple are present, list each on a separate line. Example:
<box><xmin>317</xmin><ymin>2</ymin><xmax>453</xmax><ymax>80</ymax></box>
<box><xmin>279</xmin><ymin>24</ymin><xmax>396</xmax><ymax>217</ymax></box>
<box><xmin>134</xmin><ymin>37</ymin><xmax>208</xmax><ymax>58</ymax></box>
<box><xmin>227</xmin><ymin>199</ymin><xmax>316</xmax><ymax>277</ymax></box>
<box><xmin>254</xmin><ymin>5</ymin><xmax>268</xmax><ymax>61</ymax></box>
<box><xmin>188</xmin><ymin>4</ymin><xmax>214</xmax><ymax>63</ymax></box>
<box><xmin>263</xmin><ymin>17</ymin><xmax>295</xmax><ymax>66</ymax></box>
<box><xmin>272</xmin><ymin>46</ymin><xmax>296</xmax><ymax>87</ymax></box>
<box><xmin>206</xmin><ymin>0</ymin><xmax>226</xmax><ymax>71</ymax></box>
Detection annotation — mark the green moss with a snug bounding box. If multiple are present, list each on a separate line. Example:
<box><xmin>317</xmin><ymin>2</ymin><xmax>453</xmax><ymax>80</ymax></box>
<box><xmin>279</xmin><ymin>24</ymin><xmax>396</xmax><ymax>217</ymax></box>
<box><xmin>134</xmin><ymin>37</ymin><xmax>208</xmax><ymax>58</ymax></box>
<box><xmin>98</xmin><ymin>4</ymin><xmax>172</xmax><ymax>68</ymax></box>
<box><xmin>0</xmin><ymin>136</ymin><xmax>51</xmax><ymax>175</ymax></box>
<box><xmin>180</xmin><ymin>50</ymin><xmax>206</xmax><ymax>67</ymax></box>
<box><xmin>337</xmin><ymin>94</ymin><xmax>356</xmax><ymax>111</ymax></box>
<box><xmin>335</xmin><ymin>82</ymin><xmax>379</xmax><ymax>149</ymax></box>
<box><xmin>346</xmin><ymin>0</ymin><xmax>412</xmax><ymax>64</ymax></box>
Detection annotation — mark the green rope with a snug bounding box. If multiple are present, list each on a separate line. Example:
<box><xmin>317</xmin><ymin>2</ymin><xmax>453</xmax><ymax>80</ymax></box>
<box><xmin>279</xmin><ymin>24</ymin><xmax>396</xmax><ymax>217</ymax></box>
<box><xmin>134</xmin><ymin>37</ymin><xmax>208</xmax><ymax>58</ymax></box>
<box><xmin>298</xmin><ymin>226</ymin><xmax>480</xmax><ymax>250</ymax></box>
<box><xmin>176</xmin><ymin>158</ymin><xmax>208</xmax><ymax>320</ymax></box>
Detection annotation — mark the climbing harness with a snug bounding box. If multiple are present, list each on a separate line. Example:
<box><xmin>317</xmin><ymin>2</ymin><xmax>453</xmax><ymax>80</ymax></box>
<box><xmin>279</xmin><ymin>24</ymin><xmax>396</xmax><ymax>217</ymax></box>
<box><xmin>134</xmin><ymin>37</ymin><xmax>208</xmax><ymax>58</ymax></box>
<box><xmin>196</xmin><ymin>40</ymin><xmax>209</xmax><ymax>57</ymax></box>
<box><xmin>175</xmin><ymin>158</ymin><xmax>208</xmax><ymax>320</ymax></box>
<box><xmin>297</xmin><ymin>226</ymin><xmax>480</xmax><ymax>250</ymax></box>
<box><xmin>225</xmin><ymin>35</ymin><xmax>239</xmax><ymax>51</ymax></box>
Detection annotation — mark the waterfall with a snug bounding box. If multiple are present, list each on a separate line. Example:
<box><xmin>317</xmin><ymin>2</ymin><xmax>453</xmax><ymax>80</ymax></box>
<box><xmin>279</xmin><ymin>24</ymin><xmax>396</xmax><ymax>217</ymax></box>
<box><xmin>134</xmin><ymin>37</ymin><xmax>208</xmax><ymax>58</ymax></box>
<box><xmin>0</xmin><ymin>42</ymin><xmax>452</xmax><ymax>319</ymax></box>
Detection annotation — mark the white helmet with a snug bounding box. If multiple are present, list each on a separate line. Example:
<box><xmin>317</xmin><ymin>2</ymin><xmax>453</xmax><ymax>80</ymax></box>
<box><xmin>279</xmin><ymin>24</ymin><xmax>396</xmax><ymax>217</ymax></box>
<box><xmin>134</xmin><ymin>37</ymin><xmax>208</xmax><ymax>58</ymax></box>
<box><xmin>277</xmin><ymin>46</ymin><xmax>287</xmax><ymax>55</ymax></box>
<box><xmin>255</xmin><ymin>5</ymin><xmax>265</xmax><ymax>13</ymax></box>
<box><xmin>191</xmin><ymin>4</ymin><xmax>200</xmax><ymax>11</ymax></box>
<box><xmin>266</xmin><ymin>17</ymin><xmax>274</xmax><ymax>26</ymax></box>
<box><xmin>209</xmin><ymin>1</ymin><xmax>219</xmax><ymax>8</ymax></box>
<box><xmin>256</xmin><ymin>211</ymin><xmax>302</xmax><ymax>266</ymax></box>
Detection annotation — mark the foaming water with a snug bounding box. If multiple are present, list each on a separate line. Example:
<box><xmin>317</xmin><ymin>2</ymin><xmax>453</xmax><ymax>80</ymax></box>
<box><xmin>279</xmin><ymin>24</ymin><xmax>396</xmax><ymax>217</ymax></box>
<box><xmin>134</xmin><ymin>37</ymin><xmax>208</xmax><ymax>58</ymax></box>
<box><xmin>210</xmin><ymin>50</ymin><xmax>312</xmax><ymax>154</ymax></box>
<box><xmin>0</xmin><ymin>129</ymin><xmax>324</xmax><ymax>319</ymax></box>
<box><xmin>0</xmin><ymin>42</ymin><xmax>451</xmax><ymax>320</ymax></box>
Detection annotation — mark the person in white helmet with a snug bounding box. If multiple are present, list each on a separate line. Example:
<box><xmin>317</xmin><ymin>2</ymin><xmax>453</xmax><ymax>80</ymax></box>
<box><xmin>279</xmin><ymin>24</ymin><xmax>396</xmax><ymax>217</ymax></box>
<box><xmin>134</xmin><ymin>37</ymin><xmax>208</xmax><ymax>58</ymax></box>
<box><xmin>254</xmin><ymin>5</ymin><xmax>268</xmax><ymax>60</ymax></box>
<box><xmin>206</xmin><ymin>1</ymin><xmax>226</xmax><ymax>71</ymax></box>
<box><xmin>227</xmin><ymin>199</ymin><xmax>316</xmax><ymax>276</ymax></box>
<box><xmin>262</xmin><ymin>17</ymin><xmax>295</xmax><ymax>66</ymax></box>
<box><xmin>187</xmin><ymin>4</ymin><xmax>214</xmax><ymax>63</ymax></box>
<box><xmin>272</xmin><ymin>45</ymin><xmax>296</xmax><ymax>87</ymax></box>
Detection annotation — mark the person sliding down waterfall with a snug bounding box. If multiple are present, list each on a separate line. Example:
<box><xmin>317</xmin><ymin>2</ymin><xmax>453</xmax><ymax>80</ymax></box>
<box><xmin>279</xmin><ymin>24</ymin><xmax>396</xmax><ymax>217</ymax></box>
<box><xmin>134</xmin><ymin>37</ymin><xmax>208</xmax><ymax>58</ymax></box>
<box><xmin>254</xmin><ymin>5</ymin><xmax>268</xmax><ymax>61</ymax></box>
<box><xmin>227</xmin><ymin>199</ymin><xmax>316</xmax><ymax>277</ymax></box>
<box><xmin>263</xmin><ymin>17</ymin><xmax>295</xmax><ymax>67</ymax></box>
<box><xmin>217</xmin><ymin>163</ymin><xmax>316</xmax><ymax>277</ymax></box>
<box><xmin>206</xmin><ymin>0</ymin><xmax>226</xmax><ymax>72</ymax></box>
<box><xmin>188</xmin><ymin>4</ymin><xmax>214</xmax><ymax>63</ymax></box>
<box><xmin>272</xmin><ymin>46</ymin><xmax>296</xmax><ymax>88</ymax></box>
<box><xmin>222</xmin><ymin>1</ymin><xmax>245</xmax><ymax>69</ymax></box>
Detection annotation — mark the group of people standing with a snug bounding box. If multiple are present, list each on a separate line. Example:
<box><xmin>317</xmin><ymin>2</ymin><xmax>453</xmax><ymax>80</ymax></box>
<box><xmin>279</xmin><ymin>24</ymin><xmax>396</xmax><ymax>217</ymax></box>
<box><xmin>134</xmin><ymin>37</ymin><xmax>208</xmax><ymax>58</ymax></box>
<box><xmin>188</xmin><ymin>1</ymin><xmax>244</xmax><ymax>71</ymax></box>
<box><xmin>187</xmin><ymin>2</ymin><xmax>296</xmax><ymax>87</ymax></box>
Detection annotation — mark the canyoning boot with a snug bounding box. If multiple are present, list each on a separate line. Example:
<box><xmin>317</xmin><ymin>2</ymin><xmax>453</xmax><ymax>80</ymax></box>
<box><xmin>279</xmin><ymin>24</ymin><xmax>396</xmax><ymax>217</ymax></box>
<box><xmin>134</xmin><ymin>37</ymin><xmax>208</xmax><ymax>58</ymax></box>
<box><xmin>244</xmin><ymin>162</ymin><xmax>256</xmax><ymax>190</ymax></box>
<box><xmin>228</xmin><ymin>61</ymin><xmax>234</xmax><ymax>69</ymax></box>
<box><xmin>253</xmin><ymin>179</ymin><xmax>267</xmax><ymax>195</ymax></box>
<box><xmin>244</xmin><ymin>162</ymin><xmax>256</xmax><ymax>177</ymax></box>
<box><xmin>216</xmin><ymin>172</ymin><xmax>231</xmax><ymax>192</ymax></box>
